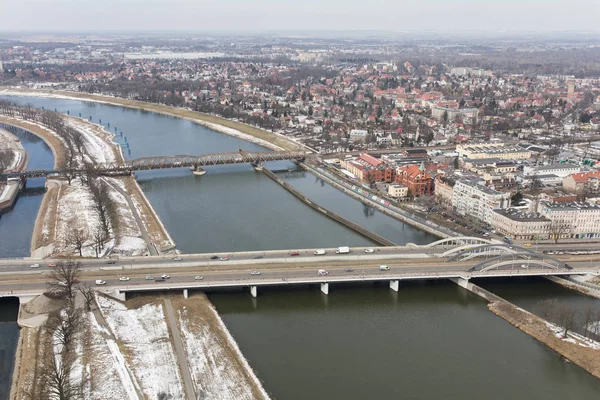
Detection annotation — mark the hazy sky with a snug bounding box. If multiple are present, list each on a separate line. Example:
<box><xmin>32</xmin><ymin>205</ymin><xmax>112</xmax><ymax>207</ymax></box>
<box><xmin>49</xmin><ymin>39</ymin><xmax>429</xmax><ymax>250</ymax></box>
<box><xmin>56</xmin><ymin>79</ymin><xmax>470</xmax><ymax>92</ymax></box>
<box><xmin>1</xmin><ymin>0</ymin><xmax>599</xmax><ymax>32</ymax></box>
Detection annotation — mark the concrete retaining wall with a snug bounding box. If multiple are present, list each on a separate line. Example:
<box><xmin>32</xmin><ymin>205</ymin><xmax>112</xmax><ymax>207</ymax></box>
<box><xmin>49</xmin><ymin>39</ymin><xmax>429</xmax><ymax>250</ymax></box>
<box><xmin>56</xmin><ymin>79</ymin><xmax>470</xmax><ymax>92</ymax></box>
<box><xmin>262</xmin><ymin>167</ymin><xmax>396</xmax><ymax>246</ymax></box>
<box><xmin>299</xmin><ymin>162</ymin><xmax>452</xmax><ymax>239</ymax></box>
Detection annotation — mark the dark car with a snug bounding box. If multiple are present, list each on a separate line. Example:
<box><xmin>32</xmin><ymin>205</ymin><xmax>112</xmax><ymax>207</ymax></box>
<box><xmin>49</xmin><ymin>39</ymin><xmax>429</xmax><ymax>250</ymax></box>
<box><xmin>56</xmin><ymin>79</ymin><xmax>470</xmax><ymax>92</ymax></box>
<box><xmin>253</xmin><ymin>255</ymin><xmax>264</xmax><ymax>259</ymax></box>
<box><xmin>290</xmin><ymin>252</ymin><xmax>300</xmax><ymax>256</ymax></box>
<box><xmin>210</xmin><ymin>256</ymin><xmax>219</xmax><ymax>260</ymax></box>
<box><xmin>105</xmin><ymin>260</ymin><xmax>116</xmax><ymax>264</ymax></box>
<box><xmin>155</xmin><ymin>277</ymin><xmax>166</xmax><ymax>282</ymax></box>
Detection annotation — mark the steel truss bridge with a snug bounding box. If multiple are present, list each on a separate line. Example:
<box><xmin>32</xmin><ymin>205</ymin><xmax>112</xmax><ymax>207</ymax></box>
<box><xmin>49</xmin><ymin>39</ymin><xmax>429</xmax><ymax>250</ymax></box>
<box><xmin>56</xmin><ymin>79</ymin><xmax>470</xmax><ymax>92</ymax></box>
<box><xmin>0</xmin><ymin>150</ymin><xmax>309</xmax><ymax>180</ymax></box>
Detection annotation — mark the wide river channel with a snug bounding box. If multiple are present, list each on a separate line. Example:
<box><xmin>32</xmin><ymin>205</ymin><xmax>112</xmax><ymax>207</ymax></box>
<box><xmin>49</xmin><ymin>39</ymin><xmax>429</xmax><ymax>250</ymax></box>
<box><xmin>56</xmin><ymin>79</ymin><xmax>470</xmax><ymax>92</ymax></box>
<box><xmin>1</xmin><ymin>95</ymin><xmax>599</xmax><ymax>399</ymax></box>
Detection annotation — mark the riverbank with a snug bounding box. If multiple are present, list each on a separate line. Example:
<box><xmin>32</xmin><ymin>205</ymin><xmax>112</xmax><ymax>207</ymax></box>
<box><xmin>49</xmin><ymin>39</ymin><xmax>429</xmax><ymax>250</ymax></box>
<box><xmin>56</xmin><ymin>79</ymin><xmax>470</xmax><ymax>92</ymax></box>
<box><xmin>0</xmin><ymin>127</ymin><xmax>28</xmax><ymax>212</ymax></box>
<box><xmin>489</xmin><ymin>301</ymin><xmax>600</xmax><ymax>379</ymax></box>
<box><xmin>0</xmin><ymin>88</ymin><xmax>304</xmax><ymax>152</ymax></box>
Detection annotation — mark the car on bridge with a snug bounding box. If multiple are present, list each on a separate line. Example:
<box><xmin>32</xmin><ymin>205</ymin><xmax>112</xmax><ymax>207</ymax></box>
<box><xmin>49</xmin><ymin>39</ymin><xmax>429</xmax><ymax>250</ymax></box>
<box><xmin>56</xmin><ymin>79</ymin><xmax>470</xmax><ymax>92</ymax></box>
<box><xmin>210</xmin><ymin>256</ymin><xmax>219</xmax><ymax>260</ymax></box>
<box><xmin>253</xmin><ymin>255</ymin><xmax>264</xmax><ymax>259</ymax></box>
<box><xmin>220</xmin><ymin>256</ymin><xmax>230</xmax><ymax>261</ymax></box>
<box><xmin>364</xmin><ymin>248</ymin><xmax>374</xmax><ymax>254</ymax></box>
<box><xmin>290</xmin><ymin>252</ymin><xmax>300</xmax><ymax>256</ymax></box>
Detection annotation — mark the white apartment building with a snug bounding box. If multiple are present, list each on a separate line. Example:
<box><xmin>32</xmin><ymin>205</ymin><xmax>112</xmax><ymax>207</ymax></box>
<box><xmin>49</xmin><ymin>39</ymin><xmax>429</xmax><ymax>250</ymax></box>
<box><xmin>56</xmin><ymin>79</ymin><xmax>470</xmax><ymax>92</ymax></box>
<box><xmin>489</xmin><ymin>209</ymin><xmax>551</xmax><ymax>240</ymax></box>
<box><xmin>452</xmin><ymin>180</ymin><xmax>511</xmax><ymax>223</ymax></box>
<box><xmin>540</xmin><ymin>202</ymin><xmax>600</xmax><ymax>239</ymax></box>
<box><xmin>388</xmin><ymin>184</ymin><xmax>408</xmax><ymax>198</ymax></box>
<box><xmin>349</xmin><ymin>129</ymin><xmax>368</xmax><ymax>142</ymax></box>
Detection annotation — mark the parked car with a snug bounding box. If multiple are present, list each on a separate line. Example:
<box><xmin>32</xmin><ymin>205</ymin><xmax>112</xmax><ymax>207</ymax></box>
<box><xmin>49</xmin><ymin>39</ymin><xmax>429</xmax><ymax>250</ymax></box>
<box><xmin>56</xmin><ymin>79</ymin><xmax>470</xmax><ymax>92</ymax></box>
<box><xmin>523</xmin><ymin>243</ymin><xmax>532</xmax><ymax>247</ymax></box>
<box><xmin>145</xmin><ymin>276</ymin><xmax>154</xmax><ymax>280</ymax></box>
<box><xmin>364</xmin><ymin>248</ymin><xmax>374</xmax><ymax>254</ymax></box>
<box><xmin>47</xmin><ymin>262</ymin><xmax>57</xmax><ymax>268</ymax></box>
<box><xmin>173</xmin><ymin>256</ymin><xmax>183</xmax><ymax>261</ymax></box>
<box><xmin>250</xmin><ymin>271</ymin><xmax>261</xmax><ymax>275</ymax></box>
<box><xmin>194</xmin><ymin>276</ymin><xmax>204</xmax><ymax>280</ymax></box>
<box><xmin>119</xmin><ymin>277</ymin><xmax>130</xmax><ymax>281</ymax></box>
<box><xmin>30</xmin><ymin>263</ymin><xmax>40</xmax><ymax>268</ymax></box>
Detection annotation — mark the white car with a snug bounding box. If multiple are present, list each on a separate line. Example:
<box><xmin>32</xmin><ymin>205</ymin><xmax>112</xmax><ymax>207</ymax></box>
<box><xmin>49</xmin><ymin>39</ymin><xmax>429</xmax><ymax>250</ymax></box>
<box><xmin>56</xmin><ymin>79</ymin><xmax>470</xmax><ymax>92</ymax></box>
<box><xmin>161</xmin><ymin>274</ymin><xmax>170</xmax><ymax>279</ymax></box>
<box><xmin>220</xmin><ymin>257</ymin><xmax>230</xmax><ymax>261</ymax></box>
<box><xmin>57</xmin><ymin>281</ymin><xmax>68</xmax><ymax>287</ymax></box>
<box><xmin>250</xmin><ymin>271</ymin><xmax>261</xmax><ymax>275</ymax></box>
<box><xmin>173</xmin><ymin>256</ymin><xmax>183</xmax><ymax>261</ymax></box>
<box><xmin>364</xmin><ymin>248</ymin><xmax>375</xmax><ymax>254</ymax></box>
<box><xmin>95</xmin><ymin>280</ymin><xmax>106</xmax><ymax>286</ymax></box>
<box><xmin>119</xmin><ymin>277</ymin><xmax>130</xmax><ymax>281</ymax></box>
<box><xmin>30</xmin><ymin>263</ymin><xmax>41</xmax><ymax>268</ymax></box>
<box><xmin>194</xmin><ymin>276</ymin><xmax>204</xmax><ymax>280</ymax></box>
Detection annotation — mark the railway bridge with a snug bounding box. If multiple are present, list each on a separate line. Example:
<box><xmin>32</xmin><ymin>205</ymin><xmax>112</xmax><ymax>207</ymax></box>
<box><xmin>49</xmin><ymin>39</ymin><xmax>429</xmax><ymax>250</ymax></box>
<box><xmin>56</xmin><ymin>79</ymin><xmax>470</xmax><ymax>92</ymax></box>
<box><xmin>0</xmin><ymin>150</ymin><xmax>309</xmax><ymax>180</ymax></box>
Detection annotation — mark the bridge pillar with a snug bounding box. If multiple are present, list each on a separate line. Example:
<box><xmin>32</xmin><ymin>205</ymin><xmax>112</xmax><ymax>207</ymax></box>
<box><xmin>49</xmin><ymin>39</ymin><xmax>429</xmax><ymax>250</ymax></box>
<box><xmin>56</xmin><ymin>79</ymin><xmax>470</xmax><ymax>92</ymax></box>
<box><xmin>321</xmin><ymin>283</ymin><xmax>329</xmax><ymax>295</ymax></box>
<box><xmin>191</xmin><ymin>166</ymin><xmax>206</xmax><ymax>176</ymax></box>
<box><xmin>250</xmin><ymin>286</ymin><xmax>258</xmax><ymax>298</ymax></box>
<box><xmin>390</xmin><ymin>280</ymin><xmax>399</xmax><ymax>292</ymax></box>
<box><xmin>183</xmin><ymin>289</ymin><xmax>189</xmax><ymax>299</ymax></box>
<box><xmin>450</xmin><ymin>277</ymin><xmax>470</xmax><ymax>289</ymax></box>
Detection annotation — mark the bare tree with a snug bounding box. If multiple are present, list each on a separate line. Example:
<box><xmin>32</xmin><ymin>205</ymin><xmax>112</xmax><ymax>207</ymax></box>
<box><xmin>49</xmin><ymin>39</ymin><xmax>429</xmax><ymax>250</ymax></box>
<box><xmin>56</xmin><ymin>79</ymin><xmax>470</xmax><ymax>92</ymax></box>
<box><xmin>47</xmin><ymin>259</ymin><xmax>81</xmax><ymax>302</ymax></box>
<box><xmin>37</xmin><ymin>342</ymin><xmax>80</xmax><ymax>400</ymax></box>
<box><xmin>66</xmin><ymin>227</ymin><xmax>87</xmax><ymax>257</ymax></box>
<box><xmin>78</xmin><ymin>284</ymin><xmax>95</xmax><ymax>311</ymax></box>
<box><xmin>89</xmin><ymin>179</ymin><xmax>113</xmax><ymax>237</ymax></box>
<box><xmin>0</xmin><ymin>148</ymin><xmax>15</xmax><ymax>172</ymax></box>
<box><xmin>48</xmin><ymin>306</ymin><xmax>82</xmax><ymax>352</ymax></box>
<box><xmin>92</xmin><ymin>229</ymin><xmax>107</xmax><ymax>258</ymax></box>
<box><xmin>555</xmin><ymin>304</ymin><xmax>577</xmax><ymax>338</ymax></box>
<box><xmin>547</xmin><ymin>221</ymin><xmax>572</xmax><ymax>244</ymax></box>
<box><xmin>582</xmin><ymin>306</ymin><xmax>596</xmax><ymax>339</ymax></box>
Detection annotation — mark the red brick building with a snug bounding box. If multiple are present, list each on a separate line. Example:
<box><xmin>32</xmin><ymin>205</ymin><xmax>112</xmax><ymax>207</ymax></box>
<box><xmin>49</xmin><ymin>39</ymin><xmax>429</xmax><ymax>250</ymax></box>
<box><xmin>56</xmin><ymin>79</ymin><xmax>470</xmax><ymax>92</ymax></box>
<box><xmin>396</xmin><ymin>164</ymin><xmax>434</xmax><ymax>196</ymax></box>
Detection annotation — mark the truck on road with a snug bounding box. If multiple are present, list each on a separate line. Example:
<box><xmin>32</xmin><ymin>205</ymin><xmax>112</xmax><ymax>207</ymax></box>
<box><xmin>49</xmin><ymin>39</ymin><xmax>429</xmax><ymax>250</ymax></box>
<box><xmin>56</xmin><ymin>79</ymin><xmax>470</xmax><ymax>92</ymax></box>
<box><xmin>380</xmin><ymin>265</ymin><xmax>390</xmax><ymax>271</ymax></box>
<box><xmin>314</xmin><ymin>249</ymin><xmax>326</xmax><ymax>255</ymax></box>
<box><xmin>336</xmin><ymin>246</ymin><xmax>350</xmax><ymax>254</ymax></box>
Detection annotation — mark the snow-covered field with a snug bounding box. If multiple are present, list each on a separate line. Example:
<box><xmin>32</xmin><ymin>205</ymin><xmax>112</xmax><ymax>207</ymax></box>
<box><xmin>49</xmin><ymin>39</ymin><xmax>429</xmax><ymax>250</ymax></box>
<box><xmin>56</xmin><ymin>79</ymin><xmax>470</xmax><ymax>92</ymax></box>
<box><xmin>65</xmin><ymin>118</ymin><xmax>119</xmax><ymax>165</ymax></box>
<box><xmin>97</xmin><ymin>295</ymin><xmax>185</xmax><ymax>400</ymax></box>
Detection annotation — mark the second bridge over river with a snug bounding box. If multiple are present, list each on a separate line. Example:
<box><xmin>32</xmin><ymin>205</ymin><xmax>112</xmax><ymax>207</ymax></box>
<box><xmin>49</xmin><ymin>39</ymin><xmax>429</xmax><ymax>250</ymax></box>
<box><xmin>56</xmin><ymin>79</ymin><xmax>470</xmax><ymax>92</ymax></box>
<box><xmin>0</xmin><ymin>150</ymin><xmax>309</xmax><ymax>180</ymax></box>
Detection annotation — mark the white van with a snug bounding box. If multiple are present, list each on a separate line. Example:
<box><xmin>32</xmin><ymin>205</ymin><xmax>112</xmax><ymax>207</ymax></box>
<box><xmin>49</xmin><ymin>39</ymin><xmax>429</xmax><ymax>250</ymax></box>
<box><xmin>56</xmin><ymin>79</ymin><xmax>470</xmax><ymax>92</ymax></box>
<box><xmin>314</xmin><ymin>249</ymin><xmax>326</xmax><ymax>255</ymax></box>
<box><xmin>380</xmin><ymin>265</ymin><xmax>390</xmax><ymax>271</ymax></box>
<box><xmin>317</xmin><ymin>269</ymin><xmax>329</xmax><ymax>276</ymax></box>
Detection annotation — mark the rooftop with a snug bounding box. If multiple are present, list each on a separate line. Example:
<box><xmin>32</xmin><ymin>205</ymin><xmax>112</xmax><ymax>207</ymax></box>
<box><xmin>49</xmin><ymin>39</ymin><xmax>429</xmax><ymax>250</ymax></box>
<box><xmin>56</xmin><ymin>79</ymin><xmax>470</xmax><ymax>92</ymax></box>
<box><xmin>493</xmin><ymin>209</ymin><xmax>550</xmax><ymax>222</ymax></box>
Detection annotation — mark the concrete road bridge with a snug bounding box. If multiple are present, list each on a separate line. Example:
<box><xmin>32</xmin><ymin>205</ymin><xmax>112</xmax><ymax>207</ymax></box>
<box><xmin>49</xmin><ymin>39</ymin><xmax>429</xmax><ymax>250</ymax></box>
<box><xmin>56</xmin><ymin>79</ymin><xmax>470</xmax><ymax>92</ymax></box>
<box><xmin>0</xmin><ymin>249</ymin><xmax>597</xmax><ymax>301</ymax></box>
<box><xmin>0</xmin><ymin>150</ymin><xmax>309</xmax><ymax>180</ymax></box>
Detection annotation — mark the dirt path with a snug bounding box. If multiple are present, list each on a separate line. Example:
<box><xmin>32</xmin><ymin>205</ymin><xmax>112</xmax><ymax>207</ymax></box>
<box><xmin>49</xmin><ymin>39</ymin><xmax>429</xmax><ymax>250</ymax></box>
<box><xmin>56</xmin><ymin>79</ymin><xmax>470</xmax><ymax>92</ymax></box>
<box><xmin>103</xmin><ymin>178</ymin><xmax>157</xmax><ymax>256</ymax></box>
<box><xmin>163</xmin><ymin>296</ymin><xmax>197</xmax><ymax>400</ymax></box>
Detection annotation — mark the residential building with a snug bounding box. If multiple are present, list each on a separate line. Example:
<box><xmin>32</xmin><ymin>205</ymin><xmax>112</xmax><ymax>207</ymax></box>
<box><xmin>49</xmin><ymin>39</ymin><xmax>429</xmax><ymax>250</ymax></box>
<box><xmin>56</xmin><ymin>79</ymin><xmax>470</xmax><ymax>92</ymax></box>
<box><xmin>388</xmin><ymin>184</ymin><xmax>408</xmax><ymax>198</ymax></box>
<box><xmin>340</xmin><ymin>153</ymin><xmax>396</xmax><ymax>183</ymax></box>
<box><xmin>349</xmin><ymin>129</ymin><xmax>368</xmax><ymax>142</ymax></box>
<box><xmin>452</xmin><ymin>180</ymin><xmax>511</xmax><ymax>223</ymax></box>
<box><xmin>489</xmin><ymin>209</ymin><xmax>551</xmax><ymax>240</ymax></box>
<box><xmin>562</xmin><ymin>171</ymin><xmax>600</xmax><ymax>195</ymax></box>
<box><xmin>395</xmin><ymin>164</ymin><xmax>433</xmax><ymax>196</ymax></box>
<box><xmin>434</xmin><ymin>175</ymin><xmax>454</xmax><ymax>206</ymax></box>
<box><xmin>540</xmin><ymin>202</ymin><xmax>600</xmax><ymax>239</ymax></box>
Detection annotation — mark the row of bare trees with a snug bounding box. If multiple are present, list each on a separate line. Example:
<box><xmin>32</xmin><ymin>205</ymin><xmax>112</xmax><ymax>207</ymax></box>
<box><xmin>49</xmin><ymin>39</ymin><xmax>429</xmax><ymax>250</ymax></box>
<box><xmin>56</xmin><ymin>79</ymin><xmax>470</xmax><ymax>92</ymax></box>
<box><xmin>538</xmin><ymin>299</ymin><xmax>600</xmax><ymax>339</ymax></box>
<box><xmin>25</xmin><ymin>260</ymin><xmax>96</xmax><ymax>399</ymax></box>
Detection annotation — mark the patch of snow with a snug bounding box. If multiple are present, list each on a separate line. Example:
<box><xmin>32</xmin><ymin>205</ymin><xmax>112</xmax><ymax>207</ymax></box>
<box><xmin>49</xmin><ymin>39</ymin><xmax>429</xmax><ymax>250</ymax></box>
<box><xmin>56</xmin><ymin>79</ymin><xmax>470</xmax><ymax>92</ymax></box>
<box><xmin>98</xmin><ymin>296</ymin><xmax>184</xmax><ymax>400</ymax></box>
<box><xmin>178</xmin><ymin>307</ymin><xmax>270</xmax><ymax>400</ymax></box>
<box><xmin>545</xmin><ymin>321</ymin><xmax>600</xmax><ymax>349</ymax></box>
<box><xmin>65</xmin><ymin>118</ymin><xmax>118</xmax><ymax>165</ymax></box>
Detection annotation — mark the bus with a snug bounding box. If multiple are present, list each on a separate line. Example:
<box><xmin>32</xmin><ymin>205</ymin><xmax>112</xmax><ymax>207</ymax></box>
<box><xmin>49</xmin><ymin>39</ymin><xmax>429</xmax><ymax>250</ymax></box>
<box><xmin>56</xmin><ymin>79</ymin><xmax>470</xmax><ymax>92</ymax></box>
<box><xmin>504</xmin><ymin>236</ymin><xmax>513</xmax><ymax>245</ymax></box>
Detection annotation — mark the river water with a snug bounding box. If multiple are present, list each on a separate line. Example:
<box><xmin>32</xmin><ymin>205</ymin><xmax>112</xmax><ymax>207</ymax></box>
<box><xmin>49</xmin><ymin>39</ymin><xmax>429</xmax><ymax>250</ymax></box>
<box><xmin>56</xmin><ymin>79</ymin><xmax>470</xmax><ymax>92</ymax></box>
<box><xmin>0</xmin><ymin>124</ymin><xmax>54</xmax><ymax>258</ymax></box>
<box><xmin>1</xmin><ymin>95</ymin><xmax>599</xmax><ymax>399</ymax></box>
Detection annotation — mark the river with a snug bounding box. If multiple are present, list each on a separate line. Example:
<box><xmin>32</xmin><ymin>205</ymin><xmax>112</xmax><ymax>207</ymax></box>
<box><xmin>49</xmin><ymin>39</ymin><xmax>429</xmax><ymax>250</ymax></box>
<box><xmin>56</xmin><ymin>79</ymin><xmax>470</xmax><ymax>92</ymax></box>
<box><xmin>1</xmin><ymin>95</ymin><xmax>599</xmax><ymax>399</ymax></box>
